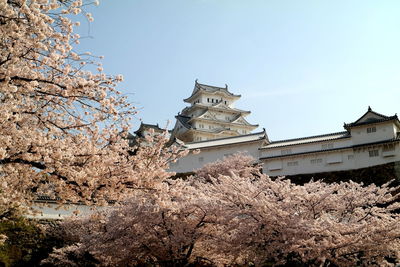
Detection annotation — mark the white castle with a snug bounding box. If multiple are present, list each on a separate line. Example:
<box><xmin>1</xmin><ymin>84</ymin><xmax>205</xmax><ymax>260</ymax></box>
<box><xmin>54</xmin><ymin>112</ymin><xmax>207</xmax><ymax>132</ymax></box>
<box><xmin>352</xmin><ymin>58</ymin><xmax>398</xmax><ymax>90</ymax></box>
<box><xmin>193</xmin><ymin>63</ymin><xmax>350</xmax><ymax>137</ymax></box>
<box><xmin>167</xmin><ymin>81</ymin><xmax>400</xmax><ymax>176</ymax></box>
<box><xmin>32</xmin><ymin>81</ymin><xmax>400</xmax><ymax>219</ymax></box>
<box><xmin>171</xmin><ymin>80</ymin><xmax>258</xmax><ymax>142</ymax></box>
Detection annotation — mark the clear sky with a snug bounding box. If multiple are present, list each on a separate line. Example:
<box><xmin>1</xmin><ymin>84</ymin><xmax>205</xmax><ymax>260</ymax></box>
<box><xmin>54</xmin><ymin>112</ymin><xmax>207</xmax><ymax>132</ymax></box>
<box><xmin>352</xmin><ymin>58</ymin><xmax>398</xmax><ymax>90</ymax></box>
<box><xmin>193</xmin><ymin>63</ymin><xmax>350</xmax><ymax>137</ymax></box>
<box><xmin>76</xmin><ymin>0</ymin><xmax>400</xmax><ymax>141</ymax></box>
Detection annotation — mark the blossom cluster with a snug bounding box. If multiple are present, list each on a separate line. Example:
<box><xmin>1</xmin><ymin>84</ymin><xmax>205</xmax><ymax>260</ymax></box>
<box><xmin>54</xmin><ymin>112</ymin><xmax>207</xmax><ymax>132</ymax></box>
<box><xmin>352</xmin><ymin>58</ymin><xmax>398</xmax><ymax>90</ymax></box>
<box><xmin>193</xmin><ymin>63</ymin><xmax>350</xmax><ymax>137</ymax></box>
<box><xmin>0</xmin><ymin>0</ymin><xmax>187</xmax><ymax>216</ymax></box>
<box><xmin>45</xmin><ymin>154</ymin><xmax>400</xmax><ymax>266</ymax></box>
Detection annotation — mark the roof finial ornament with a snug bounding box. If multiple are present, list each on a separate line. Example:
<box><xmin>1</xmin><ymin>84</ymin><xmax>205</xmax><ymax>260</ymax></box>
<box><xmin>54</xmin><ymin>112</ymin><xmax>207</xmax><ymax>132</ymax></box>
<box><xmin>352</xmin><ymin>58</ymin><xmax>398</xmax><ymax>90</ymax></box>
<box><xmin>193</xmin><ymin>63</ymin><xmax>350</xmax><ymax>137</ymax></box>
<box><xmin>368</xmin><ymin>106</ymin><xmax>372</xmax><ymax>111</ymax></box>
<box><xmin>225</xmin><ymin>83</ymin><xmax>228</xmax><ymax>89</ymax></box>
<box><xmin>195</xmin><ymin>79</ymin><xmax>198</xmax><ymax>84</ymax></box>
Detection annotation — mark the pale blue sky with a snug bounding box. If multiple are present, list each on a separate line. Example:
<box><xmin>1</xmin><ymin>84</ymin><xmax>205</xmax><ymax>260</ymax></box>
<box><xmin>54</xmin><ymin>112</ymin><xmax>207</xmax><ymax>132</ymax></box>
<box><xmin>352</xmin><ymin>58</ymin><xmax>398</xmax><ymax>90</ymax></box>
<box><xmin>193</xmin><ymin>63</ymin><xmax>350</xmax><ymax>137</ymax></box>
<box><xmin>76</xmin><ymin>0</ymin><xmax>400</xmax><ymax>140</ymax></box>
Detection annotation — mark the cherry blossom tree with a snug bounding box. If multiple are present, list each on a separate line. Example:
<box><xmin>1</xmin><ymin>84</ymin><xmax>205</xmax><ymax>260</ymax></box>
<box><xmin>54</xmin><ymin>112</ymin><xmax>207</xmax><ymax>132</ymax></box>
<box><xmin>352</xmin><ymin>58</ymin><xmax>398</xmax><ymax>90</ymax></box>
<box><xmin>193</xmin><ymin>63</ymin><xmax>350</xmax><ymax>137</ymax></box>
<box><xmin>43</xmin><ymin>179</ymin><xmax>217</xmax><ymax>266</ymax></box>
<box><xmin>45</xmin><ymin>154</ymin><xmax>400</xmax><ymax>266</ymax></box>
<box><xmin>0</xmin><ymin>0</ymin><xmax>187</xmax><ymax>217</ymax></box>
<box><xmin>197</xmin><ymin>155</ymin><xmax>400</xmax><ymax>266</ymax></box>
<box><xmin>195</xmin><ymin>152</ymin><xmax>259</xmax><ymax>182</ymax></box>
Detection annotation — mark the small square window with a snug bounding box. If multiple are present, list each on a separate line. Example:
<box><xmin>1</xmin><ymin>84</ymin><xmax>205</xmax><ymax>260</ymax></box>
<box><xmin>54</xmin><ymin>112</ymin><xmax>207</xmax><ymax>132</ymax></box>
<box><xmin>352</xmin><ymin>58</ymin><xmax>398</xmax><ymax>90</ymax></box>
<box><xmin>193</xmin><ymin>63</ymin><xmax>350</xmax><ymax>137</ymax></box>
<box><xmin>311</xmin><ymin>158</ymin><xmax>322</xmax><ymax>164</ymax></box>
<box><xmin>383</xmin><ymin>144</ymin><xmax>395</xmax><ymax>152</ymax></box>
<box><xmin>369</xmin><ymin>150</ymin><xmax>379</xmax><ymax>157</ymax></box>
<box><xmin>367</xmin><ymin>127</ymin><xmax>377</xmax><ymax>133</ymax></box>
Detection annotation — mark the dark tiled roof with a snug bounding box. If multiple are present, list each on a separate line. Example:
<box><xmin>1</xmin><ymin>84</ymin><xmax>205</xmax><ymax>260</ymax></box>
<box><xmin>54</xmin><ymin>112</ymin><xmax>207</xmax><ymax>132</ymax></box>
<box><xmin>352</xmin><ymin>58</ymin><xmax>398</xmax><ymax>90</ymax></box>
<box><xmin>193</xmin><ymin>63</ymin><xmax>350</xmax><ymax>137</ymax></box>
<box><xmin>186</xmin><ymin>129</ymin><xmax>267</xmax><ymax>144</ymax></box>
<box><xmin>190</xmin><ymin>116</ymin><xmax>259</xmax><ymax>129</ymax></box>
<box><xmin>344</xmin><ymin>107</ymin><xmax>398</xmax><ymax>129</ymax></box>
<box><xmin>194</xmin><ymin>80</ymin><xmax>240</xmax><ymax>97</ymax></box>
<box><xmin>183</xmin><ymin>130</ymin><xmax>269</xmax><ymax>149</ymax></box>
<box><xmin>181</xmin><ymin>103</ymin><xmax>251</xmax><ymax>116</ymax></box>
<box><xmin>344</xmin><ymin>115</ymin><xmax>398</xmax><ymax>129</ymax></box>
<box><xmin>175</xmin><ymin>114</ymin><xmax>192</xmax><ymax>129</ymax></box>
<box><xmin>134</xmin><ymin>122</ymin><xmax>164</xmax><ymax>136</ymax></box>
<box><xmin>184</xmin><ymin>80</ymin><xmax>241</xmax><ymax>101</ymax></box>
<box><xmin>261</xmin><ymin>131</ymin><xmax>350</xmax><ymax>149</ymax></box>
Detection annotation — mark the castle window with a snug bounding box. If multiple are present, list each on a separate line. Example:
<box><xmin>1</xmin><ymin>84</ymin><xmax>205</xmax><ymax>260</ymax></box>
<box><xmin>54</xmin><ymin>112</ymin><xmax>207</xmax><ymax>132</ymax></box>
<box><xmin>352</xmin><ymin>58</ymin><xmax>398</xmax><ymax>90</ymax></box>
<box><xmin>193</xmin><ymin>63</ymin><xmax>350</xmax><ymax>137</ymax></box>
<box><xmin>287</xmin><ymin>161</ymin><xmax>298</xmax><ymax>167</ymax></box>
<box><xmin>369</xmin><ymin>149</ymin><xmax>379</xmax><ymax>157</ymax></box>
<box><xmin>310</xmin><ymin>158</ymin><xmax>322</xmax><ymax>164</ymax></box>
<box><xmin>207</xmin><ymin>98</ymin><xmax>210</xmax><ymax>102</ymax></box>
<box><xmin>348</xmin><ymin>155</ymin><xmax>354</xmax><ymax>160</ymax></box>
<box><xmin>367</xmin><ymin>127</ymin><xmax>376</xmax><ymax>133</ymax></box>
<box><xmin>383</xmin><ymin>144</ymin><xmax>395</xmax><ymax>152</ymax></box>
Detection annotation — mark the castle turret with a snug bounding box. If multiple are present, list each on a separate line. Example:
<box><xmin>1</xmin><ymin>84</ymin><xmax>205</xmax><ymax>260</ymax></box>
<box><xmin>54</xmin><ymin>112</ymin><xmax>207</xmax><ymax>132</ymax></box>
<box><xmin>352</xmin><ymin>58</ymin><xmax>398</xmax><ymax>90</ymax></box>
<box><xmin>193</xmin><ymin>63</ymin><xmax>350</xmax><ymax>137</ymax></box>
<box><xmin>171</xmin><ymin>80</ymin><xmax>258</xmax><ymax>142</ymax></box>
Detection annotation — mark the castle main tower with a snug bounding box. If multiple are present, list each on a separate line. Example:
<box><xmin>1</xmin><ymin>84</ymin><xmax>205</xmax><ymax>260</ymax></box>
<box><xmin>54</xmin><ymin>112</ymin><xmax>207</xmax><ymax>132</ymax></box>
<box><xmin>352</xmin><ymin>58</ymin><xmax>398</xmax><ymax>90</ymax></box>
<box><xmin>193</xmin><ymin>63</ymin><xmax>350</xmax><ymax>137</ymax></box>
<box><xmin>171</xmin><ymin>80</ymin><xmax>258</xmax><ymax>142</ymax></box>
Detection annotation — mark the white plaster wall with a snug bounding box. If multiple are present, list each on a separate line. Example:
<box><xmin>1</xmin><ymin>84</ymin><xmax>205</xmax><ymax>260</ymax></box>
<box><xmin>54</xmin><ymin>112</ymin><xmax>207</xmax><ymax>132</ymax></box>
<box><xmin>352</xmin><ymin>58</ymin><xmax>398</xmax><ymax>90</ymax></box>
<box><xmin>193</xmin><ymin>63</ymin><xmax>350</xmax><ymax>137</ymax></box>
<box><xmin>264</xmin><ymin>149</ymin><xmax>354</xmax><ymax>176</ymax></box>
<box><xmin>352</xmin><ymin>144</ymin><xmax>400</xmax><ymax>169</ymax></box>
<box><xmin>350</xmin><ymin>123</ymin><xmax>395</xmax><ymax>145</ymax></box>
<box><xmin>197</xmin><ymin>93</ymin><xmax>237</xmax><ymax>108</ymax></box>
<box><xmin>27</xmin><ymin>203</ymin><xmax>107</xmax><ymax>220</ymax></box>
<box><xmin>263</xmin><ymin>143</ymin><xmax>400</xmax><ymax>176</ymax></box>
<box><xmin>169</xmin><ymin>142</ymin><xmax>262</xmax><ymax>173</ymax></box>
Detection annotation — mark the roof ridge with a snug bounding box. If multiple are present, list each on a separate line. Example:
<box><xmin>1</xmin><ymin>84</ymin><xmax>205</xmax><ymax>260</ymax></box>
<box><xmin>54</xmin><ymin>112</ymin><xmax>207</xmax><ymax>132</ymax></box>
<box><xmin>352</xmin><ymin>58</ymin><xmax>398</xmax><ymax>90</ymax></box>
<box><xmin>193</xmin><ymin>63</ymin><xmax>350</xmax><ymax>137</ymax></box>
<box><xmin>185</xmin><ymin>130</ymin><xmax>266</xmax><ymax>144</ymax></box>
<box><xmin>261</xmin><ymin>138</ymin><xmax>400</xmax><ymax>160</ymax></box>
<box><xmin>344</xmin><ymin>115</ymin><xmax>398</xmax><ymax>128</ymax></box>
<box><xmin>207</xmin><ymin>103</ymin><xmax>250</xmax><ymax>113</ymax></box>
<box><xmin>140</xmin><ymin>122</ymin><xmax>160</xmax><ymax>127</ymax></box>
<box><xmin>270</xmin><ymin>131</ymin><xmax>349</xmax><ymax>144</ymax></box>
<box><xmin>190</xmin><ymin>116</ymin><xmax>258</xmax><ymax>127</ymax></box>
<box><xmin>367</xmin><ymin>107</ymin><xmax>391</xmax><ymax>119</ymax></box>
<box><xmin>351</xmin><ymin>107</ymin><xmax>393</xmax><ymax>125</ymax></box>
<box><xmin>176</xmin><ymin>114</ymin><xmax>191</xmax><ymax>119</ymax></box>
<box><xmin>196</xmin><ymin>81</ymin><xmax>227</xmax><ymax>90</ymax></box>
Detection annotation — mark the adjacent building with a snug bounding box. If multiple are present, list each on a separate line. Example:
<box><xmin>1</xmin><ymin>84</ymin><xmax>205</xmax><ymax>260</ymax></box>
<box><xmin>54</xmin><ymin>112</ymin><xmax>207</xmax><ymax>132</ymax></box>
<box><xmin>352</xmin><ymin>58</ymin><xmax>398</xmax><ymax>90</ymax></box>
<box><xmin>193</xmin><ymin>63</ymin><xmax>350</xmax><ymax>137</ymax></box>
<box><xmin>260</xmin><ymin>107</ymin><xmax>400</xmax><ymax>176</ymax></box>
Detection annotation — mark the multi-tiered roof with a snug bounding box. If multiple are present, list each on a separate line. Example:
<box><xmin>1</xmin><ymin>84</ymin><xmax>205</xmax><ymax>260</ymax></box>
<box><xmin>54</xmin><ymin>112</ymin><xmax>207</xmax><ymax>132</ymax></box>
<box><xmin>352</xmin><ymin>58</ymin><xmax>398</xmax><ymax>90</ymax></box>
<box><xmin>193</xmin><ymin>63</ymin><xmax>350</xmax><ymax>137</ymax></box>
<box><xmin>171</xmin><ymin>80</ymin><xmax>258</xmax><ymax>143</ymax></box>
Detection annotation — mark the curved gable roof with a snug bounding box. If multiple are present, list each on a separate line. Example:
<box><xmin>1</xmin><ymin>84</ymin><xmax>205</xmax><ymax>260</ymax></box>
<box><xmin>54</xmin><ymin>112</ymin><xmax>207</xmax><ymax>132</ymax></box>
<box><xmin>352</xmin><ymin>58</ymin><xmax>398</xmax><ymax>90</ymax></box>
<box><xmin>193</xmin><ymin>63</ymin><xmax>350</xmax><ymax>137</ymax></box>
<box><xmin>184</xmin><ymin>130</ymin><xmax>269</xmax><ymax>149</ymax></box>
<box><xmin>184</xmin><ymin>80</ymin><xmax>241</xmax><ymax>102</ymax></box>
<box><xmin>344</xmin><ymin>106</ymin><xmax>399</xmax><ymax>129</ymax></box>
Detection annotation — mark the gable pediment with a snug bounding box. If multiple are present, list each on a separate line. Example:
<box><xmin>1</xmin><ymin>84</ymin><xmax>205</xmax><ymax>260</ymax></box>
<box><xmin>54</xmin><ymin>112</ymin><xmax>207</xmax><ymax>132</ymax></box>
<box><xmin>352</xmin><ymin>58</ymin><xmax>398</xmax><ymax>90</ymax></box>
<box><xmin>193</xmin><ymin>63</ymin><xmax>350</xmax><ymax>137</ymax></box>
<box><xmin>232</xmin><ymin>116</ymin><xmax>250</xmax><ymax>125</ymax></box>
<box><xmin>198</xmin><ymin>110</ymin><xmax>217</xmax><ymax>120</ymax></box>
<box><xmin>355</xmin><ymin>112</ymin><xmax>387</xmax><ymax>124</ymax></box>
<box><xmin>213</xmin><ymin>102</ymin><xmax>230</xmax><ymax>109</ymax></box>
<box><xmin>344</xmin><ymin>107</ymin><xmax>398</xmax><ymax>129</ymax></box>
